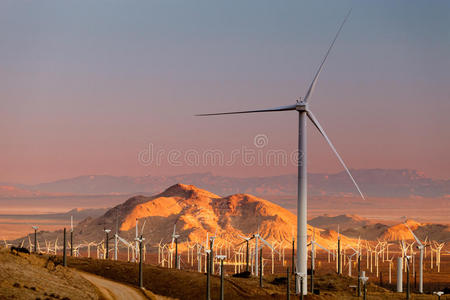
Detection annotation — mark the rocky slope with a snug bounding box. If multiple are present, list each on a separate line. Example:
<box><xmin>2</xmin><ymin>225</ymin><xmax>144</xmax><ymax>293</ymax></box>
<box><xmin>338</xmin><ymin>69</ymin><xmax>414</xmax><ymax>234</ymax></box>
<box><xmin>16</xmin><ymin>184</ymin><xmax>359</xmax><ymax>250</ymax></box>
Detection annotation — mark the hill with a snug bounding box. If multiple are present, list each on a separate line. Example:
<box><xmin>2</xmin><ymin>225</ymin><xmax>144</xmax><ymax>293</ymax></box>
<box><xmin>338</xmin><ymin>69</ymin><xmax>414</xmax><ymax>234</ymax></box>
<box><xmin>13</xmin><ymin>184</ymin><xmax>360</xmax><ymax>249</ymax></box>
<box><xmin>0</xmin><ymin>248</ymin><xmax>98</xmax><ymax>299</ymax></box>
<box><xmin>379</xmin><ymin>219</ymin><xmax>450</xmax><ymax>242</ymax></box>
<box><xmin>78</xmin><ymin>183</ymin><xmax>360</xmax><ymax>248</ymax></box>
<box><xmin>308</xmin><ymin>214</ymin><xmax>372</xmax><ymax>231</ymax></box>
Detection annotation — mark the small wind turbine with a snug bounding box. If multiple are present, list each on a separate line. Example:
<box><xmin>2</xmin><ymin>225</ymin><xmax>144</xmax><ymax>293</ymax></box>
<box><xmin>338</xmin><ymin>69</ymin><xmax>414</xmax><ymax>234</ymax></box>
<box><xmin>196</xmin><ymin>9</ymin><xmax>365</xmax><ymax>295</ymax></box>
<box><xmin>344</xmin><ymin>248</ymin><xmax>358</xmax><ymax>277</ymax></box>
<box><xmin>252</xmin><ymin>226</ymin><xmax>279</xmax><ymax>277</ymax></box>
<box><xmin>171</xmin><ymin>223</ymin><xmax>180</xmax><ymax>269</ymax></box>
<box><xmin>404</xmin><ymin>221</ymin><xmax>424</xmax><ymax>293</ymax></box>
<box><xmin>308</xmin><ymin>228</ymin><xmax>335</xmax><ymax>291</ymax></box>
<box><xmin>237</xmin><ymin>234</ymin><xmax>253</xmax><ymax>273</ymax></box>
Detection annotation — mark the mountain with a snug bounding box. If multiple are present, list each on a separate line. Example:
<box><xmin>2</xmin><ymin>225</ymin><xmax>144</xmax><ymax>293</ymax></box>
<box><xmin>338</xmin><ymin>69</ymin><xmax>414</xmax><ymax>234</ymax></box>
<box><xmin>18</xmin><ymin>184</ymin><xmax>359</xmax><ymax>249</ymax></box>
<box><xmin>0</xmin><ymin>208</ymin><xmax>107</xmax><ymax>222</ymax></box>
<box><xmin>310</xmin><ymin>215</ymin><xmax>450</xmax><ymax>242</ymax></box>
<box><xmin>308</xmin><ymin>214</ymin><xmax>372</xmax><ymax>231</ymax></box>
<box><xmin>379</xmin><ymin>219</ymin><xmax>450</xmax><ymax>242</ymax></box>
<box><xmin>11</xmin><ymin>169</ymin><xmax>450</xmax><ymax>199</ymax></box>
<box><xmin>0</xmin><ymin>185</ymin><xmax>62</xmax><ymax>199</ymax></box>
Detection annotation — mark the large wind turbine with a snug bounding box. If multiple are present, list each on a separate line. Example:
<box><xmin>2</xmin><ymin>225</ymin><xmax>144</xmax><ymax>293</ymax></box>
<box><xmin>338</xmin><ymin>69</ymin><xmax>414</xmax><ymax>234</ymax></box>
<box><xmin>196</xmin><ymin>10</ymin><xmax>365</xmax><ymax>295</ymax></box>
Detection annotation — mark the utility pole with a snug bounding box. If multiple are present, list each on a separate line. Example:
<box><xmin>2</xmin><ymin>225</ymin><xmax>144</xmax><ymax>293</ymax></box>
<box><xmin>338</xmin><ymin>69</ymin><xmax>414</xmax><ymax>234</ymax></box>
<box><xmin>310</xmin><ymin>241</ymin><xmax>315</xmax><ymax>292</ymax></box>
<box><xmin>357</xmin><ymin>253</ymin><xmax>361</xmax><ymax>297</ymax></box>
<box><xmin>259</xmin><ymin>248</ymin><xmax>263</xmax><ymax>288</ymax></box>
<box><xmin>246</xmin><ymin>239</ymin><xmax>249</xmax><ymax>272</ymax></box>
<box><xmin>286</xmin><ymin>267</ymin><xmax>290</xmax><ymax>300</ymax></box>
<box><xmin>360</xmin><ymin>271</ymin><xmax>368</xmax><ymax>300</ymax></box>
<box><xmin>70</xmin><ymin>215</ymin><xmax>73</xmax><ymax>257</ymax></box>
<box><xmin>175</xmin><ymin>236</ymin><xmax>179</xmax><ymax>269</ymax></box>
<box><xmin>217</xmin><ymin>255</ymin><xmax>226</xmax><ymax>300</ymax></box>
<box><xmin>32</xmin><ymin>226</ymin><xmax>38</xmax><ymax>253</ymax></box>
<box><xmin>63</xmin><ymin>228</ymin><xmax>67</xmax><ymax>267</ymax></box>
<box><xmin>104</xmin><ymin>229</ymin><xmax>111</xmax><ymax>259</ymax></box>
<box><xmin>406</xmin><ymin>256</ymin><xmax>411</xmax><ymax>300</ymax></box>
<box><xmin>114</xmin><ymin>208</ymin><xmax>118</xmax><ymax>260</ymax></box>
<box><xmin>291</xmin><ymin>238</ymin><xmax>295</xmax><ymax>274</ymax></box>
<box><xmin>136</xmin><ymin>235</ymin><xmax>145</xmax><ymax>289</ymax></box>
<box><xmin>206</xmin><ymin>250</ymin><xmax>211</xmax><ymax>300</ymax></box>
<box><xmin>337</xmin><ymin>236</ymin><xmax>341</xmax><ymax>275</ymax></box>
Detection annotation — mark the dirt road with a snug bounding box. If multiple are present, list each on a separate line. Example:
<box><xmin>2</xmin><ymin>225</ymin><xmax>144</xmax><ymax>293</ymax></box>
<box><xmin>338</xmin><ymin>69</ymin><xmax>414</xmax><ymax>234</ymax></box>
<box><xmin>78</xmin><ymin>271</ymin><xmax>146</xmax><ymax>300</ymax></box>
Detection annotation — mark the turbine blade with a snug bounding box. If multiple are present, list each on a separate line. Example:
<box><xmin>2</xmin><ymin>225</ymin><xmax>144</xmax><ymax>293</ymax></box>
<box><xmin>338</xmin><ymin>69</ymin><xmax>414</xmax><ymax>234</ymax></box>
<box><xmin>140</xmin><ymin>220</ymin><xmax>146</xmax><ymax>235</ymax></box>
<box><xmin>236</xmin><ymin>240</ymin><xmax>246</xmax><ymax>247</ymax></box>
<box><xmin>238</xmin><ymin>235</ymin><xmax>248</xmax><ymax>240</ymax></box>
<box><xmin>259</xmin><ymin>237</ymin><xmax>279</xmax><ymax>254</ymax></box>
<box><xmin>171</xmin><ymin>224</ymin><xmax>176</xmax><ymax>247</ymax></box>
<box><xmin>307</xmin><ymin>110</ymin><xmax>366</xmax><ymax>201</ymax></box>
<box><xmin>349</xmin><ymin>246</ymin><xmax>358</xmax><ymax>254</ymax></box>
<box><xmin>404</xmin><ymin>222</ymin><xmax>423</xmax><ymax>247</ymax></box>
<box><xmin>303</xmin><ymin>9</ymin><xmax>351</xmax><ymax>102</ymax></box>
<box><xmin>195</xmin><ymin>104</ymin><xmax>297</xmax><ymax>116</ymax></box>
<box><xmin>313</xmin><ymin>241</ymin><xmax>335</xmax><ymax>257</ymax></box>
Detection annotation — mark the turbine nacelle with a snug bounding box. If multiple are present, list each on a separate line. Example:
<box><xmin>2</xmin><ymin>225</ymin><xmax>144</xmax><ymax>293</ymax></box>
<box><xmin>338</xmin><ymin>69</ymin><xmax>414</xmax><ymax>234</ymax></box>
<box><xmin>296</xmin><ymin>101</ymin><xmax>308</xmax><ymax>112</ymax></box>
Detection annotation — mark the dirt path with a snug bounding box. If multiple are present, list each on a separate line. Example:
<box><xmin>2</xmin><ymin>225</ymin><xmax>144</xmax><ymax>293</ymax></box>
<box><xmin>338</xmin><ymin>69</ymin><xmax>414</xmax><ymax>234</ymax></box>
<box><xmin>78</xmin><ymin>271</ymin><xmax>146</xmax><ymax>300</ymax></box>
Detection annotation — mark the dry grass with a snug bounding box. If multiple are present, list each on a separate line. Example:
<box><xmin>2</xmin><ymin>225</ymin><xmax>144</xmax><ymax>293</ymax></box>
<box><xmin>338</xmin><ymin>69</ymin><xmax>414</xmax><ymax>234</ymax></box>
<box><xmin>55</xmin><ymin>254</ymin><xmax>449</xmax><ymax>300</ymax></box>
<box><xmin>0</xmin><ymin>247</ymin><xmax>99</xmax><ymax>300</ymax></box>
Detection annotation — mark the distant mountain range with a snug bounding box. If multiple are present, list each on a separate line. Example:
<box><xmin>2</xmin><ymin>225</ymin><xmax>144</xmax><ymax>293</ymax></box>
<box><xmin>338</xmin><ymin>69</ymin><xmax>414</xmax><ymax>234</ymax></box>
<box><xmin>309</xmin><ymin>214</ymin><xmax>450</xmax><ymax>242</ymax></box>
<box><xmin>3</xmin><ymin>169</ymin><xmax>449</xmax><ymax>199</ymax></box>
<box><xmin>0</xmin><ymin>208</ymin><xmax>107</xmax><ymax>222</ymax></box>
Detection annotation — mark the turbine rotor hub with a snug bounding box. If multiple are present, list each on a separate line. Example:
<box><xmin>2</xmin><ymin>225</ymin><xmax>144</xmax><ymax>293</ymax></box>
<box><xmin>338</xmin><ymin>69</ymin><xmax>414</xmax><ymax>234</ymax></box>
<box><xmin>296</xmin><ymin>101</ymin><xmax>308</xmax><ymax>112</ymax></box>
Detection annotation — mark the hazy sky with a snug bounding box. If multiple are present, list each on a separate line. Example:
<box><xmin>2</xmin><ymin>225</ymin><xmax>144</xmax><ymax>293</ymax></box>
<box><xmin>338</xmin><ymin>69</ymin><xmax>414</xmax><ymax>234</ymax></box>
<box><xmin>1</xmin><ymin>0</ymin><xmax>449</xmax><ymax>184</ymax></box>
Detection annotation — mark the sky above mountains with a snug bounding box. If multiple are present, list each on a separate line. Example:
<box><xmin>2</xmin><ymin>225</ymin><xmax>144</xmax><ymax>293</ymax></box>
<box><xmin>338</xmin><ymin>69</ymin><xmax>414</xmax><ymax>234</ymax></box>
<box><xmin>1</xmin><ymin>0</ymin><xmax>449</xmax><ymax>184</ymax></box>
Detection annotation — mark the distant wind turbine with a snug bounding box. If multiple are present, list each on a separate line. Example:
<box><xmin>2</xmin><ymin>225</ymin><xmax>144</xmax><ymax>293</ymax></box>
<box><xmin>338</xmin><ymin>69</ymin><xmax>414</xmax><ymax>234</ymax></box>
<box><xmin>195</xmin><ymin>9</ymin><xmax>364</xmax><ymax>295</ymax></box>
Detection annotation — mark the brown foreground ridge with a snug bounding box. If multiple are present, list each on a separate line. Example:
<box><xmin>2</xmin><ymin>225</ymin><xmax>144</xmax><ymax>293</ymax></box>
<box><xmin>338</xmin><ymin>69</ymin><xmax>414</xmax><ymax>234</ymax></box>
<box><xmin>57</xmin><ymin>255</ymin><xmax>445</xmax><ymax>300</ymax></box>
<box><xmin>0</xmin><ymin>247</ymin><xmax>99</xmax><ymax>300</ymax></box>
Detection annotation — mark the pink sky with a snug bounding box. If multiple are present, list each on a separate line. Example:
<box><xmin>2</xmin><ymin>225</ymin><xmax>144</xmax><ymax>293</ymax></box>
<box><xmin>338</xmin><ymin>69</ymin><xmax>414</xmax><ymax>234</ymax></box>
<box><xmin>0</xmin><ymin>1</ymin><xmax>449</xmax><ymax>184</ymax></box>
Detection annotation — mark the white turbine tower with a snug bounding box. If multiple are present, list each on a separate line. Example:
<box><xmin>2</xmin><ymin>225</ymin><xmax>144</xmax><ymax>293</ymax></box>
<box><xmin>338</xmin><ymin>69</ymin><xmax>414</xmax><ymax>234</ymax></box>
<box><xmin>404</xmin><ymin>222</ymin><xmax>424</xmax><ymax>293</ymax></box>
<box><xmin>196</xmin><ymin>10</ymin><xmax>365</xmax><ymax>295</ymax></box>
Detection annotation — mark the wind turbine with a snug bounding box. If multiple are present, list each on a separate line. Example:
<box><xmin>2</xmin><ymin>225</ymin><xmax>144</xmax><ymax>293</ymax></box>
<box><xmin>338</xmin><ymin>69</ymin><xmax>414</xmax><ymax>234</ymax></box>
<box><xmin>308</xmin><ymin>228</ymin><xmax>335</xmax><ymax>291</ymax></box>
<box><xmin>237</xmin><ymin>234</ymin><xmax>253</xmax><ymax>273</ymax></box>
<box><xmin>195</xmin><ymin>9</ymin><xmax>364</xmax><ymax>295</ymax></box>
<box><xmin>134</xmin><ymin>218</ymin><xmax>147</xmax><ymax>262</ymax></box>
<box><xmin>171</xmin><ymin>223</ymin><xmax>180</xmax><ymax>269</ymax></box>
<box><xmin>404</xmin><ymin>222</ymin><xmax>424</xmax><ymax>293</ymax></box>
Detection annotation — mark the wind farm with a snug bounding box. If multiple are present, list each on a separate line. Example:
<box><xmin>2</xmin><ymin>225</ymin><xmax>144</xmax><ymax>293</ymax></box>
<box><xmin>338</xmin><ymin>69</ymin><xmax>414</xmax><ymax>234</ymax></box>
<box><xmin>1</xmin><ymin>1</ymin><xmax>449</xmax><ymax>299</ymax></box>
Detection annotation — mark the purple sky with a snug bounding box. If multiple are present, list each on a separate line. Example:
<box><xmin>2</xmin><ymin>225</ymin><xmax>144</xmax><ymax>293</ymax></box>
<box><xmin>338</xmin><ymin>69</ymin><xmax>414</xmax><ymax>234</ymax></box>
<box><xmin>1</xmin><ymin>1</ymin><xmax>449</xmax><ymax>184</ymax></box>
